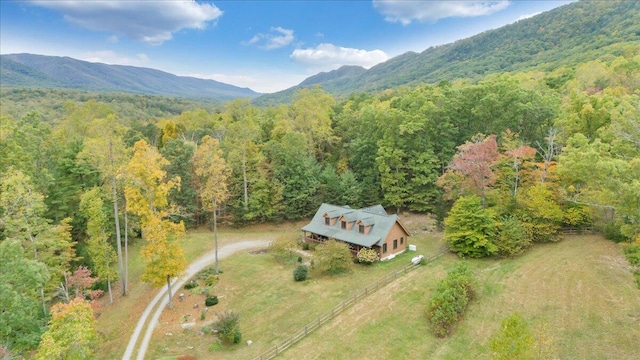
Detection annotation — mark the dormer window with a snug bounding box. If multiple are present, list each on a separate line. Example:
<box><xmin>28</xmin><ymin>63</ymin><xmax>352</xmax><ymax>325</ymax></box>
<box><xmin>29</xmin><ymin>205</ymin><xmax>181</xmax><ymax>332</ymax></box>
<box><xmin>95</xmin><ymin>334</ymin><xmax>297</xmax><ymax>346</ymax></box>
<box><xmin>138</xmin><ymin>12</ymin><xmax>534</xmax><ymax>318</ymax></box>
<box><xmin>359</xmin><ymin>224</ymin><xmax>365</xmax><ymax>234</ymax></box>
<box><xmin>341</xmin><ymin>221</ymin><xmax>347</xmax><ymax>229</ymax></box>
<box><xmin>325</xmin><ymin>217</ymin><xmax>330</xmax><ymax>225</ymax></box>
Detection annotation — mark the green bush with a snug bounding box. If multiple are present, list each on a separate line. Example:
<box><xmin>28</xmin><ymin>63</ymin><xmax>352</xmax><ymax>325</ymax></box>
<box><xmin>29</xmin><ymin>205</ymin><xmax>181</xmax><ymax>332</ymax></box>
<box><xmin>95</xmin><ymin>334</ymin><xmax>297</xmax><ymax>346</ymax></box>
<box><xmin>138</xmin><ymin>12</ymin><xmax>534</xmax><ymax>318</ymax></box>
<box><xmin>604</xmin><ymin>223</ymin><xmax>629</xmax><ymax>243</ymax></box>
<box><xmin>314</xmin><ymin>239</ymin><xmax>353</xmax><ymax>275</ymax></box>
<box><xmin>444</xmin><ymin>195</ymin><xmax>498</xmax><ymax>258</ymax></box>
<box><xmin>184</xmin><ymin>281</ymin><xmax>198</xmax><ymax>290</ymax></box>
<box><xmin>211</xmin><ymin>311</ymin><xmax>242</xmax><ymax>345</ymax></box>
<box><xmin>270</xmin><ymin>234</ymin><xmax>300</xmax><ymax>264</ymax></box>
<box><xmin>356</xmin><ymin>248</ymin><xmax>379</xmax><ymax>264</ymax></box>
<box><xmin>426</xmin><ymin>263</ymin><xmax>476</xmax><ymax>337</ymax></box>
<box><xmin>495</xmin><ymin>216</ymin><xmax>531</xmax><ymax>257</ymax></box>
<box><xmin>489</xmin><ymin>313</ymin><xmax>533</xmax><ymax>360</ymax></box>
<box><xmin>205</xmin><ymin>296</ymin><xmax>219</xmax><ymax>307</ymax></box>
<box><xmin>622</xmin><ymin>239</ymin><xmax>640</xmax><ymax>288</ymax></box>
<box><xmin>293</xmin><ymin>264</ymin><xmax>308</xmax><ymax>281</ymax></box>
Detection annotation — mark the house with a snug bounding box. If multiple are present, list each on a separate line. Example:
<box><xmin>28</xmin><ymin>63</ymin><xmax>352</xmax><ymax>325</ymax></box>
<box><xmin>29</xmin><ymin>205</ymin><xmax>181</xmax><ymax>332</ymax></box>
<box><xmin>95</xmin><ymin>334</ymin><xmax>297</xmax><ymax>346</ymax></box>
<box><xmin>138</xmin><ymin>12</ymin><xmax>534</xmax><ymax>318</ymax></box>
<box><xmin>301</xmin><ymin>203</ymin><xmax>410</xmax><ymax>261</ymax></box>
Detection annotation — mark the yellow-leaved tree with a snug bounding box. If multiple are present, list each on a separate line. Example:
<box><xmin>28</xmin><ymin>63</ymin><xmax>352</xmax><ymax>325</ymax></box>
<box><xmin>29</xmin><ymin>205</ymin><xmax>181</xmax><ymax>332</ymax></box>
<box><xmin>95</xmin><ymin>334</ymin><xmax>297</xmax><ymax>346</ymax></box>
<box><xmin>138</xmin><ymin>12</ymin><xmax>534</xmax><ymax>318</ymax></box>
<box><xmin>192</xmin><ymin>136</ymin><xmax>230</xmax><ymax>274</ymax></box>
<box><xmin>125</xmin><ymin>140</ymin><xmax>186</xmax><ymax>310</ymax></box>
<box><xmin>35</xmin><ymin>297</ymin><xmax>97</xmax><ymax>360</ymax></box>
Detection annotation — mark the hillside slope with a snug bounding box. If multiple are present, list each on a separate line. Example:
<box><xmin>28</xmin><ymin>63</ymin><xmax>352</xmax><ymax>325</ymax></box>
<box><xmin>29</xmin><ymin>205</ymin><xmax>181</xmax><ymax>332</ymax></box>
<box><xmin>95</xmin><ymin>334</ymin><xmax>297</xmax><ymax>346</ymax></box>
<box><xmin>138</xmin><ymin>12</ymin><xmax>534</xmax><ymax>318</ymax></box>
<box><xmin>0</xmin><ymin>53</ymin><xmax>261</xmax><ymax>102</ymax></box>
<box><xmin>255</xmin><ymin>0</ymin><xmax>640</xmax><ymax>105</ymax></box>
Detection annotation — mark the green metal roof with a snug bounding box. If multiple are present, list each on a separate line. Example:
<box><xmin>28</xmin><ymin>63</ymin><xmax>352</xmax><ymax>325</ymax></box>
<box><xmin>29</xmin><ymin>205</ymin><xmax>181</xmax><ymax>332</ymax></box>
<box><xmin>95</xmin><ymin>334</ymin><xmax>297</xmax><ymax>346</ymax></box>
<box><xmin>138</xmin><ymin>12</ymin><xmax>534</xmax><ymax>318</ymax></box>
<box><xmin>301</xmin><ymin>203</ymin><xmax>403</xmax><ymax>248</ymax></box>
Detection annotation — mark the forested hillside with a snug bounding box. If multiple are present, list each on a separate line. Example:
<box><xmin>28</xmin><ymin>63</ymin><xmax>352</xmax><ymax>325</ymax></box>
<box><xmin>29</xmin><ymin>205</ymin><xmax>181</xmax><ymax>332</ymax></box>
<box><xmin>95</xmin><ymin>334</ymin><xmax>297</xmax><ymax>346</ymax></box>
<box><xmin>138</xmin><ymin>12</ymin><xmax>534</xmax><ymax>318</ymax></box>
<box><xmin>0</xmin><ymin>87</ymin><xmax>219</xmax><ymax>123</ymax></box>
<box><xmin>255</xmin><ymin>0</ymin><xmax>640</xmax><ymax>105</ymax></box>
<box><xmin>0</xmin><ymin>54</ymin><xmax>261</xmax><ymax>102</ymax></box>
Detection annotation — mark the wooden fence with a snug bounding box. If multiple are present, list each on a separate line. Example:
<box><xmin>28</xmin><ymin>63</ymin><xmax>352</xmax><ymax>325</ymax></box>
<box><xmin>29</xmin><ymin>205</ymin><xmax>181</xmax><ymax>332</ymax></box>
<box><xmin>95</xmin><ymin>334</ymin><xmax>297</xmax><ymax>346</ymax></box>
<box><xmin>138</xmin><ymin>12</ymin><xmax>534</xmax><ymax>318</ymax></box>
<box><xmin>252</xmin><ymin>251</ymin><xmax>444</xmax><ymax>360</ymax></box>
<box><xmin>558</xmin><ymin>227</ymin><xmax>595</xmax><ymax>235</ymax></box>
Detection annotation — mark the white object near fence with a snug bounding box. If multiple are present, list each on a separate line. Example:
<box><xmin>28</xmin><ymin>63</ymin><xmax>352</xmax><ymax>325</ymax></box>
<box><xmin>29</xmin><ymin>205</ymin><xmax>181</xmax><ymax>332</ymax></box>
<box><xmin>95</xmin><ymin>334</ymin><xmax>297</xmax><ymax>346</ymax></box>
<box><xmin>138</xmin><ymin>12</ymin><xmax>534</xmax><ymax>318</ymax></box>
<box><xmin>411</xmin><ymin>255</ymin><xmax>424</xmax><ymax>265</ymax></box>
<box><xmin>409</xmin><ymin>244</ymin><xmax>417</xmax><ymax>251</ymax></box>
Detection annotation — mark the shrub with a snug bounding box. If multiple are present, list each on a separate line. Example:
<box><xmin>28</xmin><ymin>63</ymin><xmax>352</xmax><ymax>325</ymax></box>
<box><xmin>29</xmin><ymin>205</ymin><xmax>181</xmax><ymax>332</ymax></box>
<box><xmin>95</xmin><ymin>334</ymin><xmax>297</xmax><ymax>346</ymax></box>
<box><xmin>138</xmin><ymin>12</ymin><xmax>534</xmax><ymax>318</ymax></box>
<box><xmin>426</xmin><ymin>263</ymin><xmax>476</xmax><ymax>337</ymax></box>
<box><xmin>211</xmin><ymin>311</ymin><xmax>241</xmax><ymax>345</ymax></box>
<box><xmin>622</xmin><ymin>238</ymin><xmax>640</xmax><ymax>289</ymax></box>
<box><xmin>293</xmin><ymin>264</ymin><xmax>308</xmax><ymax>281</ymax></box>
<box><xmin>562</xmin><ymin>204</ymin><xmax>593</xmax><ymax>229</ymax></box>
<box><xmin>604</xmin><ymin>223</ymin><xmax>629</xmax><ymax>243</ymax></box>
<box><xmin>184</xmin><ymin>281</ymin><xmax>198</xmax><ymax>290</ymax></box>
<box><xmin>314</xmin><ymin>239</ymin><xmax>353</xmax><ymax>275</ymax></box>
<box><xmin>208</xmin><ymin>338</ymin><xmax>222</xmax><ymax>352</ymax></box>
<box><xmin>489</xmin><ymin>313</ymin><xmax>533</xmax><ymax>360</ymax></box>
<box><xmin>205</xmin><ymin>296</ymin><xmax>219</xmax><ymax>307</ymax></box>
<box><xmin>516</xmin><ymin>184</ymin><xmax>563</xmax><ymax>243</ymax></box>
<box><xmin>495</xmin><ymin>216</ymin><xmax>531</xmax><ymax>257</ymax></box>
<box><xmin>269</xmin><ymin>234</ymin><xmax>299</xmax><ymax>264</ymax></box>
<box><xmin>356</xmin><ymin>248</ymin><xmax>379</xmax><ymax>264</ymax></box>
<box><xmin>444</xmin><ymin>195</ymin><xmax>498</xmax><ymax>258</ymax></box>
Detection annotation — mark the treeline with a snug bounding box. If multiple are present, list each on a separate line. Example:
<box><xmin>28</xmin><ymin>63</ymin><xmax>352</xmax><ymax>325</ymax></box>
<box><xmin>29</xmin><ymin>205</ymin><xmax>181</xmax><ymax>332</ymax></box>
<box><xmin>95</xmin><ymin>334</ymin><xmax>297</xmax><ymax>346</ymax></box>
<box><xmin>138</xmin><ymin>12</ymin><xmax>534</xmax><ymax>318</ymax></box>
<box><xmin>1</xmin><ymin>52</ymin><xmax>639</xmax><ymax>355</ymax></box>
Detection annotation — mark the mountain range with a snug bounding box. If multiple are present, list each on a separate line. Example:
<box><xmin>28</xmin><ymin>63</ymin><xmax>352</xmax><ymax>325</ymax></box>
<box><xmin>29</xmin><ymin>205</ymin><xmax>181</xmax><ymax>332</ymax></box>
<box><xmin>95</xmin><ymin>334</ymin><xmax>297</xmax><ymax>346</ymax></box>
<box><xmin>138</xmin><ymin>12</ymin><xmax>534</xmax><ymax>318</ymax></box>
<box><xmin>1</xmin><ymin>0</ymin><xmax>639</xmax><ymax>105</ymax></box>
<box><xmin>0</xmin><ymin>53</ymin><xmax>260</xmax><ymax>102</ymax></box>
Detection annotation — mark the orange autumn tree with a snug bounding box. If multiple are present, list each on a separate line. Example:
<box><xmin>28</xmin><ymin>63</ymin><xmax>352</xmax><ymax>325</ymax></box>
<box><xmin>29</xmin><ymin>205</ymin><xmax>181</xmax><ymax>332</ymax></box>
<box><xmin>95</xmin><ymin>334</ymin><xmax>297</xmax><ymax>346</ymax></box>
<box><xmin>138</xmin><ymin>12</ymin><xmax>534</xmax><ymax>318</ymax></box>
<box><xmin>125</xmin><ymin>140</ymin><xmax>186</xmax><ymax>310</ymax></box>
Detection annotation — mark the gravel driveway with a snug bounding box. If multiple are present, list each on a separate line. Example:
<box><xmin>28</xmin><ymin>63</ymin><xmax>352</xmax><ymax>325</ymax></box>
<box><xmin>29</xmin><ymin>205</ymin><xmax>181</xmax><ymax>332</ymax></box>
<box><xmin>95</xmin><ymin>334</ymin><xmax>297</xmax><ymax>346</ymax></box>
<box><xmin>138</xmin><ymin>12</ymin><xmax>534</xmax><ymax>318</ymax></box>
<box><xmin>122</xmin><ymin>239</ymin><xmax>272</xmax><ymax>360</ymax></box>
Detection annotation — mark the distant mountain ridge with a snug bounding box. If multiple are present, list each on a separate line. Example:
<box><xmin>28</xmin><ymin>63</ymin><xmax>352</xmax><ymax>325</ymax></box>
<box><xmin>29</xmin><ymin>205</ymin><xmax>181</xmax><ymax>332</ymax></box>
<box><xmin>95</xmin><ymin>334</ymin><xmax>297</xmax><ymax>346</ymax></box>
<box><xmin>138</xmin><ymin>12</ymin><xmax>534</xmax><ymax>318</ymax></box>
<box><xmin>0</xmin><ymin>53</ymin><xmax>261</xmax><ymax>102</ymax></box>
<box><xmin>254</xmin><ymin>0</ymin><xmax>640</xmax><ymax>105</ymax></box>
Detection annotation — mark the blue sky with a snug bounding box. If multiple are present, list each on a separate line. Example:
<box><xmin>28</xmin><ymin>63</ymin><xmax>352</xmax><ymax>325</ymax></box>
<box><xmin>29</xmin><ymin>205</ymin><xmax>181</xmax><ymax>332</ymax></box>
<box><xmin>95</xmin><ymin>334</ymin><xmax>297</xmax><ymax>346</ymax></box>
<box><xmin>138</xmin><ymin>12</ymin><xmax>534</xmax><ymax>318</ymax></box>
<box><xmin>1</xmin><ymin>1</ymin><xmax>574</xmax><ymax>93</ymax></box>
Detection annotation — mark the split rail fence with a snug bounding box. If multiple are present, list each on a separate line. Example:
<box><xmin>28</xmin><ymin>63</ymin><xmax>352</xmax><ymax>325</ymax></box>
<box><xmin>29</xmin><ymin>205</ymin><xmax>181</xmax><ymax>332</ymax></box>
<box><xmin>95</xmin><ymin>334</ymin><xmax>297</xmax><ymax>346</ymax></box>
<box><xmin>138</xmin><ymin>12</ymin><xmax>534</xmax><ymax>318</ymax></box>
<box><xmin>252</xmin><ymin>251</ymin><xmax>445</xmax><ymax>360</ymax></box>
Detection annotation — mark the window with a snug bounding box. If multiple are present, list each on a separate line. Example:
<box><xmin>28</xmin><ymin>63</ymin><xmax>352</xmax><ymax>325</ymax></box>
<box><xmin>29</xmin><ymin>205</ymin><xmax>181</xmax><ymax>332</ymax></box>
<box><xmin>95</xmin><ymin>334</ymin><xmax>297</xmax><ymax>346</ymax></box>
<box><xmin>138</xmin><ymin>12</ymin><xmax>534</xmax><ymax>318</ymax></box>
<box><xmin>325</xmin><ymin>217</ymin><xmax>330</xmax><ymax>225</ymax></box>
<box><xmin>341</xmin><ymin>221</ymin><xmax>346</xmax><ymax>229</ymax></box>
<box><xmin>393</xmin><ymin>239</ymin><xmax>398</xmax><ymax>250</ymax></box>
<box><xmin>383</xmin><ymin>243</ymin><xmax>387</xmax><ymax>253</ymax></box>
<box><xmin>359</xmin><ymin>224</ymin><xmax>365</xmax><ymax>234</ymax></box>
<box><xmin>400</xmin><ymin>237</ymin><xmax>404</xmax><ymax>245</ymax></box>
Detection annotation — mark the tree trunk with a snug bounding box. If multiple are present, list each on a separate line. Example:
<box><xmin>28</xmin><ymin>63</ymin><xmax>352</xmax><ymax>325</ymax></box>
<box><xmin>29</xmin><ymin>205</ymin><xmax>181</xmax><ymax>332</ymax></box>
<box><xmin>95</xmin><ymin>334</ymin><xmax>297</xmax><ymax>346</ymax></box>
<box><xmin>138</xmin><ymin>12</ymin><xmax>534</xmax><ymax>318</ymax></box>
<box><xmin>166</xmin><ymin>274</ymin><xmax>174</xmax><ymax>310</ymax></box>
<box><xmin>29</xmin><ymin>232</ymin><xmax>47</xmax><ymax>316</ymax></box>
<box><xmin>242</xmin><ymin>148</ymin><xmax>248</xmax><ymax>211</ymax></box>
<box><xmin>109</xmin><ymin>142</ymin><xmax>126</xmax><ymax>296</ymax></box>
<box><xmin>107</xmin><ymin>278</ymin><xmax>113</xmax><ymax>304</ymax></box>
<box><xmin>214</xmin><ymin>199</ymin><xmax>220</xmax><ymax>274</ymax></box>
<box><xmin>124</xmin><ymin>201</ymin><xmax>129</xmax><ymax>294</ymax></box>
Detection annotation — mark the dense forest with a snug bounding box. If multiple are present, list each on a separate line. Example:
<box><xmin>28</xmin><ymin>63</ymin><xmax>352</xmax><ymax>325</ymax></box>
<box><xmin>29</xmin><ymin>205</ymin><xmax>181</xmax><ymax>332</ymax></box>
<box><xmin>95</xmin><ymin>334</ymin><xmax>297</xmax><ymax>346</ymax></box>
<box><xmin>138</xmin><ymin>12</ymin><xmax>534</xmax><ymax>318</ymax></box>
<box><xmin>1</xmin><ymin>38</ymin><xmax>640</xmax><ymax>360</ymax></box>
<box><xmin>254</xmin><ymin>0</ymin><xmax>640</xmax><ymax>105</ymax></box>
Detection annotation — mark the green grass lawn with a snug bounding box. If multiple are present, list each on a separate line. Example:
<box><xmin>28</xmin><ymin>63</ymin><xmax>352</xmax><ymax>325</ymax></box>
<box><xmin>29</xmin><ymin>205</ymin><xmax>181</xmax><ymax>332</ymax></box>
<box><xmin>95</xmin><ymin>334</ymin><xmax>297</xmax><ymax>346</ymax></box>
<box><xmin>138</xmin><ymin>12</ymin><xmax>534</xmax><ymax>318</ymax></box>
<box><xmin>146</xmin><ymin>229</ymin><xmax>443</xmax><ymax>359</ymax></box>
<box><xmin>96</xmin><ymin>219</ymin><xmax>640</xmax><ymax>360</ymax></box>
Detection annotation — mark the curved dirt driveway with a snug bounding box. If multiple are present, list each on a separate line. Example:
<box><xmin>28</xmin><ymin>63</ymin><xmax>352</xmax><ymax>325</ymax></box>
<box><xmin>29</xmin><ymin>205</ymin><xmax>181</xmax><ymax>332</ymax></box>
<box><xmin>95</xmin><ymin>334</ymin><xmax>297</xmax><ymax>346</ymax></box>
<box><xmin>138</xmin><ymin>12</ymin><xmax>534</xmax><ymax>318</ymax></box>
<box><xmin>122</xmin><ymin>239</ymin><xmax>271</xmax><ymax>360</ymax></box>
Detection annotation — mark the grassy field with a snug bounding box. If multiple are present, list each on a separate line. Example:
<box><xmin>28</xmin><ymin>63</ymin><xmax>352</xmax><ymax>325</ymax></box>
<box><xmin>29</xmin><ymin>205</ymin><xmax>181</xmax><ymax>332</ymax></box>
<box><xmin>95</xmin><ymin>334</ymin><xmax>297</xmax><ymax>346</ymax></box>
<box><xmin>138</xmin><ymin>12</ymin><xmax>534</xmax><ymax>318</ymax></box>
<box><xmin>95</xmin><ymin>221</ymin><xmax>302</xmax><ymax>359</ymax></box>
<box><xmin>96</xmin><ymin>216</ymin><xmax>640</xmax><ymax>360</ymax></box>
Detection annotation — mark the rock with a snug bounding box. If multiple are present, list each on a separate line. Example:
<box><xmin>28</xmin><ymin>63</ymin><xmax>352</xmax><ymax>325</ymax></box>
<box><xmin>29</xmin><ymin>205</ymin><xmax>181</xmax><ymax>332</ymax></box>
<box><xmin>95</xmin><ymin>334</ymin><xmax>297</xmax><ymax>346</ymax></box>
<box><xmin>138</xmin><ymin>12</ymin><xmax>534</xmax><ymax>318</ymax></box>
<box><xmin>165</xmin><ymin>332</ymin><xmax>173</xmax><ymax>336</ymax></box>
<box><xmin>187</xmin><ymin>346</ymin><xmax>194</xmax><ymax>350</ymax></box>
<box><xmin>246</xmin><ymin>340</ymin><xmax>253</xmax><ymax>346</ymax></box>
<box><xmin>193</xmin><ymin>304</ymin><xmax>199</xmax><ymax>309</ymax></box>
<box><xmin>179</xmin><ymin>293</ymin><xmax>185</xmax><ymax>301</ymax></box>
<box><xmin>181</xmin><ymin>322</ymin><xmax>196</xmax><ymax>330</ymax></box>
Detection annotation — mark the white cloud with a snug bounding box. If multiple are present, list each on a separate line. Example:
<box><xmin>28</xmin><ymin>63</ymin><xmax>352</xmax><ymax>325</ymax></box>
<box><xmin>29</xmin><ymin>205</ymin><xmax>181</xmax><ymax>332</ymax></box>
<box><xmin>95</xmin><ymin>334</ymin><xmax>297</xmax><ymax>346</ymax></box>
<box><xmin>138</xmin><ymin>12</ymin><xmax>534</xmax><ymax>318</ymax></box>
<box><xmin>373</xmin><ymin>0</ymin><xmax>510</xmax><ymax>25</ymax></box>
<box><xmin>290</xmin><ymin>43</ymin><xmax>389</xmax><ymax>70</ymax></box>
<box><xmin>242</xmin><ymin>27</ymin><xmax>294</xmax><ymax>49</ymax></box>
<box><xmin>80</xmin><ymin>50</ymin><xmax>150</xmax><ymax>67</ymax></box>
<box><xmin>516</xmin><ymin>12</ymin><xmax>541</xmax><ymax>22</ymax></box>
<box><xmin>107</xmin><ymin>35</ymin><xmax>118</xmax><ymax>43</ymax></box>
<box><xmin>30</xmin><ymin>0</ymin><xmax>222</xmax><ymax>45</ymax></box>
